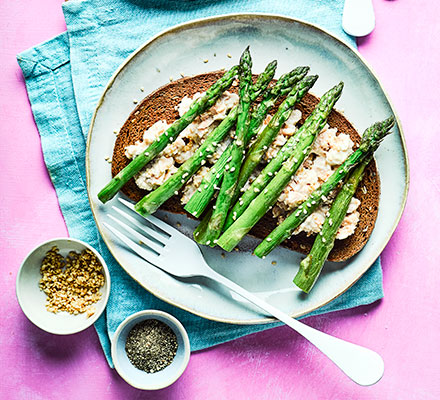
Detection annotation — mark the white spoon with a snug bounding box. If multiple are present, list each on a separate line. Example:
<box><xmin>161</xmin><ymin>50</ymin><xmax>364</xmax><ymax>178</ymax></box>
<box><xmin>342</xmin><ymin>0</ymin><xmax>376</xmax><ymax>37</ymax></box>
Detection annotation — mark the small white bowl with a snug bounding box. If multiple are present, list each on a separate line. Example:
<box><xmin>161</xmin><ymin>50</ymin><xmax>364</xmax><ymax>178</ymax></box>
<box><xmin>16</xmin><ymin>237</ymin><xmax>110</xmax><ymax>335</ymax></box>
<box><xmin>112</xmin><ymin>310</ymin><xmax>190</xmax><ymax>390</ymax></box>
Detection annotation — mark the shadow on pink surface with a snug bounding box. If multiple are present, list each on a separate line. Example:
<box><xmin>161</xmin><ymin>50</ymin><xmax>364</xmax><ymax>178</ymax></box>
<box><xmin>22</xmin><ymin>315</ymin><xmax>100</xmax><ymax>364</ymax></box>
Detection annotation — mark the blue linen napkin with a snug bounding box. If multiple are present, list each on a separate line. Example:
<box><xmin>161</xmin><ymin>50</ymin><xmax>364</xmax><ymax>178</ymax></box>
<box><xmin>17</xmin><ymin>0</ymin><xmax>383</xmax><ymax>367</ymax></box>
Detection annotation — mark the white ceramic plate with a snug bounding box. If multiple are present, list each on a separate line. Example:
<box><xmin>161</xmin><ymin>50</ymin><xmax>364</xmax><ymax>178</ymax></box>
<box><xmin>87</xmin><ymin>14</ymin><xmax>408</xmax><ymax>324</ymax></box>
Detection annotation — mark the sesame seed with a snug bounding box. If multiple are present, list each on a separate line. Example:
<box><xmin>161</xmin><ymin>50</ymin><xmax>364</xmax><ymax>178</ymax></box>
<box><xmin>133</xmin><ymin>99</ymin><xmax>138</xmax><ymax>104</ymax></box>
<box><xmin>204</xmin><ymin>185</ymin><xmax>208</xmax><ymax>189</ymax></box>
<box><xmin>206</xmin><ymin>240</ymin><xmax>211</xmax><ymax>245</ymax></box>
<box><xmin>156</xmin><ymin>67</ymin><xmax>161</xmax><ymax>72</ymax></box>
<box><xmin>254</xmin><ymin>188</ymin><xmax>260</xmax><ymax>193</ymax></box>
<box><xmin>303</xmin><ymin>209</ymin><xmax>307</xmax><ymax>214</ymax></box>
<box><xmin>201</xmin><ymin>160</ymin><xmax>206</xmax><ymax>165</ymax></box>
<box><xmin>174</xmin><ymin>191</ymin><xmax>178</xmax><ymax>195</ymax></box>
<box><xmin>216</xmin><ymin>173</ymin><xmax>221</xmax><ymax>179</ymax></box>
<box><xmin>230</xmin><ymin>167</ymin><xmax>236</xmax><ymax>172</ymax></box>
<box><xmin>268</xmin><ymin>172</ymin><xmax>273</xmax><ymax>176</ymax></box>
<box><xmin>302</xmin><ymin>149</ymin><xmax>307</xmax><ymax>154</ymax></box>
<box><xmin>213</xmin><ymin>239</ymin><xmax>218</xmax><ymax>244</ymax></box>
<box><xmin>181</xmin><ymin>179</ymin><xmax>185</xmax><ymax>183</ymax></box>
<box><xmin>140</xmin><ymin>87</ymin><xmax>144</xmax><ymax>92</ymax></box>
<box><xmin>322</xmin><ymin>237</ymin><xmax>326</xmax><ymax>243</ymax></box>
<box><xmin>213</xmin><ymin>205</ymin><xmax>216</xmax><ymax>209</ymax></box>
<box><xmin>198</xmin><ymin>188</ymin><xmax>202</xmax><ymax>192</ymax></box>
<box><xmin>267</xmin><ymin>238</ymin><xmax>272</xmax><ymax>242</ymax></box>
<box><xmin>183</xmin><ymin>173</ymin><xmax>189</xmax><ymax>178</ymax></box>
<box><xmin>227</xmin><ymin>53</ymin><xmax>232</xmax><ymax>58</ymax></box>
<box><xmin>113</xmin><ymin>130</ymin><xmax>118</xmax><ymax>134</ymax></box>
<box><xmin>203</xmin><ymin>59</ymin><xmax>209</xmax><ymax>63</ymax></box>
<box><xmin>169</xmin><ymin>76</ymin><xmax>173</xmax><ymax>81</ymax></box>
<box><xmin>263</xmin><ymin>145</ymin><xmax>268</xmax><ymax>150</ymax></box>
<box><xmin>264</xmin><ymin>188</ymin><xmax>268</xmax><ymax>193</ymax></box>
<box><xmin>180</xmin><ymin>72</ymin><xmax>185</xmax><ymax>77</ymax></box>
<box><xmin>271</xmin><ymin>260</ymin><xmax>277</xmax><ymax>265</ymax></box>
<box><xmin>165</xmin><ymin>132</ymin><xmax>168</xmax><ymax>136</ymax></box>
<box><xmin>195</xmin><ymin>231</ymin><xmax>200</xmax><ymax>237</ymax></box>
<box><xmin>225</xmin><ymin>164</ymin><xmax>230</xmax><ymax>170</ymax></box>
<box><xmin>262</xmin><ymin>256</ymin><xmax>266</xmax><ymax>259</ymax></box>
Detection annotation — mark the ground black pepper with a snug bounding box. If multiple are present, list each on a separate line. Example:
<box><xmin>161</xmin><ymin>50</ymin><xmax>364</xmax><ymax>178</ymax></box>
<box><xmin>125</xmin><ymin>319</ymin><xmax>178</xmax><ymax>373</ymax></box>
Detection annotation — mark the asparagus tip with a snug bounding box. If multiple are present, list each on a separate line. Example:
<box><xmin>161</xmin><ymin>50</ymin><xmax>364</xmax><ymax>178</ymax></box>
<box><xmin>306</xmin><ymin>75</ymin><xmax>319</xmax><ymax>86</ymax></box>
<box><xmin>382</xmin><ymin>115</ymin><xmax>396</xmax><ymax>131</ymax></box>
<box><xmin>268</xmin><ymin>59</ymin><xmax>278</xmax><ymax>69</ymax></box>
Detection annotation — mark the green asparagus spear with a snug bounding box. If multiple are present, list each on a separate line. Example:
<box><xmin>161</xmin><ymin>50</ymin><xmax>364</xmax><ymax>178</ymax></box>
<box><xmin>223</xmin><ymin>82</ymin><xmax>342</xmax><ymax>231</ymax></box>
<box><xmin>97</xmin><ymin>65</ymin><xmax>239</xmax><ymax>204</ymax></box>
<box><xmin>252</xmin><ymin>117</ymin><xmax>395</xmax><ymax>257</ymax></box>
<box><xmin>134</xmin><ymin>60</ymin><xmax>277</xmax><ymax>216</ymax></box>
<box><xmin>185</xmin><ymin>66</ymin><xmax>310</xmax><ymax>218</ymax></box>
<box><xmin>197</xmin><ymin>47</ymin><xmax>253</xmax><ymax>245</ymax></box>
<box><xmin>293</xmin><ymin>155</ymin><xmax>372</xmax><ymax>293</ymax></box>
<box><xmin>194</xmin><ymin>75</ymin><xmax>320</xmax><ymax>244</ymax></box>
<box><xmin>233</xmin><ymin>76</ymin><xmax>319</xmax><ymax>207</ymax></box>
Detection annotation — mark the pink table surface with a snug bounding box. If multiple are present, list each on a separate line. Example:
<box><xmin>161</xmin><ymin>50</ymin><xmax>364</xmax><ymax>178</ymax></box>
<box><xmin>1</xmin><ymin>1</ymin><xmax>439</xmax><ymax>398</ymax></box>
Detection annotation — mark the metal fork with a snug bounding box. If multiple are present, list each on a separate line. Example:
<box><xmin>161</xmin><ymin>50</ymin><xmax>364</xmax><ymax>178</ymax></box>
<box><xmin>104</xmin><ymin>198</ymin><xmax>384</xmax><ymax>386</ymax></box>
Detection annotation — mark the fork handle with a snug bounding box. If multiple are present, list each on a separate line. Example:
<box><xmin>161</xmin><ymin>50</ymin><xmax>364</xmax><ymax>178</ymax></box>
<box><xmin>209</xmin><ymin>270</ymin><xmax>384</xmax><ymax>386</ymax></box>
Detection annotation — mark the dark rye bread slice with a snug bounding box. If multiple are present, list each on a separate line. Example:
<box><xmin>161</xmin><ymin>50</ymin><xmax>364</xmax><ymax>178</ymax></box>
<box><xmin>112</xmin><ymin>71</ymin><xmax>380</xmax><ymax>262</ymax></box>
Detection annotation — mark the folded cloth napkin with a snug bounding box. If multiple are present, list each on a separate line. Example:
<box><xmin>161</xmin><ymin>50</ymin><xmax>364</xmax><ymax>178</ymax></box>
<box><xmin>17</xmin><ymin>0</ymin><xmax>383</xmax><ymax>367</ymax></box>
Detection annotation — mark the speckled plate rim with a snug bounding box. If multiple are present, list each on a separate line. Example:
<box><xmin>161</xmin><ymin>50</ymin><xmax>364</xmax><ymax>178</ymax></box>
<box><xmin>86</xmin><ymin>13</ymin><xmax>409</xmax><ymax>325</ymax></box>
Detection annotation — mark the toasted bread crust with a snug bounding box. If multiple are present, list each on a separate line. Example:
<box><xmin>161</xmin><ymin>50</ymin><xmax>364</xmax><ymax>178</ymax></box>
<box><xmin>112</xmin><ymin>72</ymin><xmax>380</xmax><ymax>261</ymax></box>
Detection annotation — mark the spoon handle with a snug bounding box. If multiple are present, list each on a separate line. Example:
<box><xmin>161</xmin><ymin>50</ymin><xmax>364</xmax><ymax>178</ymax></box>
<box><xmin>343</xmin><ymin>0</ymin><xmax>376</xmax><ymax>37</ymax></box>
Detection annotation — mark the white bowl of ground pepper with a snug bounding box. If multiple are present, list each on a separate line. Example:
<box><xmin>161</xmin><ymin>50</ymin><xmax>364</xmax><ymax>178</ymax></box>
<box><xmin>16</xmin><ymin>237</ymin><xmax>110</xmax><ymax>335</ymax></box>
<box><xmin>112</xmin><ymin>310</ymin><xmax>190</xmax><ymax>390</ymax></box>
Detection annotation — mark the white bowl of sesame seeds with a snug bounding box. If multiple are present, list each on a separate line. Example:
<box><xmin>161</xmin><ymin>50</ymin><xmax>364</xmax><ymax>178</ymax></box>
<box><xmin>16</xmin><ymin>237</ymin><xmax>111</xmax><ymax>335</ymax></box>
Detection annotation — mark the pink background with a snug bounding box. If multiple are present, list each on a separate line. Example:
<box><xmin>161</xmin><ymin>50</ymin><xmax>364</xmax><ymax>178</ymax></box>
<box><xmin>1</xmin><ymin>1</ymin><xmax>439</xmax><ymax>398</ymax></box>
